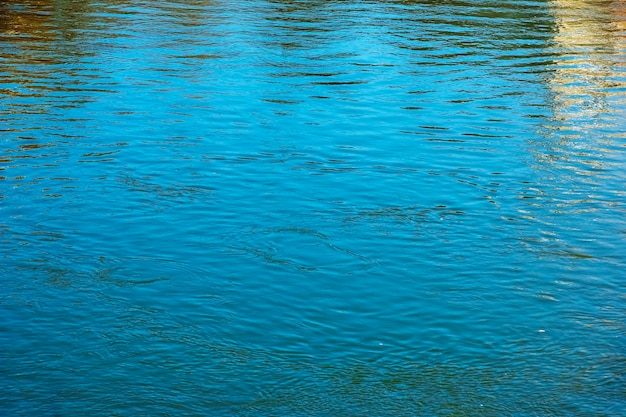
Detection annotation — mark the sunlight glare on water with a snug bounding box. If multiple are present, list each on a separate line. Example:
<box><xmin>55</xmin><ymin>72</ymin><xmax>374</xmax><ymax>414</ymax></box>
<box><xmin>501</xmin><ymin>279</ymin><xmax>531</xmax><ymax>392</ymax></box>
<box><xmin>1</xmin><ymin>0</ymin><xmax>625</xmax><ymax>415</ymax></box>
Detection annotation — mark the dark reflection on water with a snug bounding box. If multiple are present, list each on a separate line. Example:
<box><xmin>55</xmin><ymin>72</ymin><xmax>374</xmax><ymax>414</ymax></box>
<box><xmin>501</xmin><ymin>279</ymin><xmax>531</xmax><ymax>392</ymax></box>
<box><xmin>1</xmin><ymin>0</ymin><xmax>625</xmax><ymax>415</ymax></box>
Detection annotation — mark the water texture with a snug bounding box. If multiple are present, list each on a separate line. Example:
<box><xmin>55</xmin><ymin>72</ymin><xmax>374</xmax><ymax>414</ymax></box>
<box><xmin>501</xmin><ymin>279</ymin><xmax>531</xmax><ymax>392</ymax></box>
<box><xmin>1</xmin><ymin>0</ymin><xmax>625</xmax><ymax>415</ymax></box>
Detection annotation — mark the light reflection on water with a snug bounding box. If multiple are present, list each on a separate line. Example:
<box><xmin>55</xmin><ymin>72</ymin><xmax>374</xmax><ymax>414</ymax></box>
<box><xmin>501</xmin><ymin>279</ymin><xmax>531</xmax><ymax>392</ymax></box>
<box><xmin>1</xmin><ymin>1</ymin><xmax>625</xmax><ymax>416</ymax></box>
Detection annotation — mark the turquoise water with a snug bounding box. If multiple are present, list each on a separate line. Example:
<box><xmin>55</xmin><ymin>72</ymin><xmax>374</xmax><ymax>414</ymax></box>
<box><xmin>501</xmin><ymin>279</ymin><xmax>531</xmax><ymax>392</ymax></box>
<box><xmin>1</xmin><ymin>0</ymin><xmax>625</xmax><ymax>415</ymax></box>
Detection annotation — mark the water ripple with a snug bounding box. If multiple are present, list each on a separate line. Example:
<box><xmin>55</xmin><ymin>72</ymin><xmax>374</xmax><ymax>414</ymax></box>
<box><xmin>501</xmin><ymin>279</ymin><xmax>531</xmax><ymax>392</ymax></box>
<box><xmin>1</xmin><ymin>0</ymin><xmax>625</xmax><ymax>415</ymax></box>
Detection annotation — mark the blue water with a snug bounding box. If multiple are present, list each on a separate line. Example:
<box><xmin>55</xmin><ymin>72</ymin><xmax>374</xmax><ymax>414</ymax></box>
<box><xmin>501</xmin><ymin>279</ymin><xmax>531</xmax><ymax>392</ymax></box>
<box><xmin>1</xmin><ymin>0</ymin><xmax>625</xmax><ymax>415</ymax></box>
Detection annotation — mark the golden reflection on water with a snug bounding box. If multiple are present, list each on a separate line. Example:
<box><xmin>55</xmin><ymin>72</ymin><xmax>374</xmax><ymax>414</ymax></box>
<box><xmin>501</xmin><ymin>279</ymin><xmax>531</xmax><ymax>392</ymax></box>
<box><xmin>1</xmin><ymin>0</ymin><xmax>105</xmax><ymax>184</ymax></box>
<box><xmin>0</xmin><ymin>0</ymin><xmax>52</xmax><ymax>37</ymax></box>
<box><xmin>0</xmin><ymin>0</ymin><xmax>94</xmax><ymax>114</ymax></box>
<box><xmin>549</xmin><ymin>0</ymin><xmax>626</xmax><ymax>124</ymax></box>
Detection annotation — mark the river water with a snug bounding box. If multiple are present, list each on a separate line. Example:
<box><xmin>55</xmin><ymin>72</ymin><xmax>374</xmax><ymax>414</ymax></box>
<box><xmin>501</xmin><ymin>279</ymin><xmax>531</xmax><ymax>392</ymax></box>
<box><xmin>1</xmin><ymin>0</ymin><xmax>625</xmax><ymax>415</ymax></box>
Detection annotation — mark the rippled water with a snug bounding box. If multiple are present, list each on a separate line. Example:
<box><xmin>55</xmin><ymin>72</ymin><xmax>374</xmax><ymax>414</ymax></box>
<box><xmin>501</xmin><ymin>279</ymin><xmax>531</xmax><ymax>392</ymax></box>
<box><xmin>1</xmin><ymin>0</ymin><xmax>625</xmax><ymax>415</ymax></box>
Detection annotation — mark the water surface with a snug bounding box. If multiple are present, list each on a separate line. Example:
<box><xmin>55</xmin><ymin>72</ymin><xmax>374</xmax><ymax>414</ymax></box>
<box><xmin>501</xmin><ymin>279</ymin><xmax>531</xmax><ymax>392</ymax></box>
<box><xmin>1</xmin><ymin>0</ymin><xmax>625</xmax><ymax>415</ymax></box>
